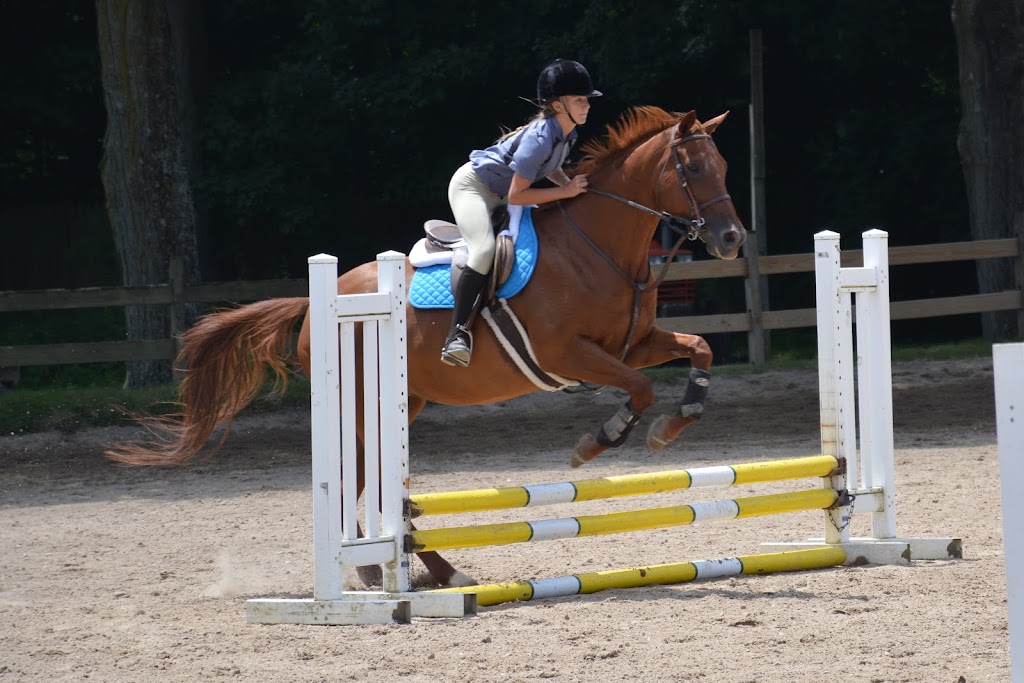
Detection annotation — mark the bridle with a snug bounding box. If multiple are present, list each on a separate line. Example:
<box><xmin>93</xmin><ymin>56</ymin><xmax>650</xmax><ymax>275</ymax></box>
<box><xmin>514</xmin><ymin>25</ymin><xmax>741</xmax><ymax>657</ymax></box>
<box><xmin>584</xmin><ymin>128</ymin><xmax>733</xmax><ymax>242</ymax></box>
<box><xmin>555</xmin><ymin>125</ymin><xmax>735</xmax><ymax>361</ymax></box>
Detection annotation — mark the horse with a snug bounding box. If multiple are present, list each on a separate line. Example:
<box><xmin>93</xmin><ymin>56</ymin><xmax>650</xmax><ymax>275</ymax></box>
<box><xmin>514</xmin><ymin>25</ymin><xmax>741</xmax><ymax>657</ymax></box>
<box><xmin>106</xmin><ymin>106</ymin><xmax>747</xmax><ymax>588</ymax></box>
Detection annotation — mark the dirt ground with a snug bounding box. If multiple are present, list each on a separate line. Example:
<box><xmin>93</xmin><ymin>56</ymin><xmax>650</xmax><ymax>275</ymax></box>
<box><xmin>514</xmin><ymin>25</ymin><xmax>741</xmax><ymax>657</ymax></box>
<box><xmin>0</xmin><ymin>356</ymin><xmax>1010</xmax><ymax>682</ymax></box>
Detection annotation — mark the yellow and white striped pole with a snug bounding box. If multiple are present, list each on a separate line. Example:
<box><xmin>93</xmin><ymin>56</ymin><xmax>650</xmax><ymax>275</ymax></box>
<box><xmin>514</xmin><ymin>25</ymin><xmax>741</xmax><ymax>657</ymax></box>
<box><xmin>409</xmin><ymin>488</ymin><xmax>838</xmax><ymax>553</ymax></box>
<box><xmin>409</xmin><ymin>455</ymin><xmax>838</xmax><ymax>516</ymax></box>
<box><xmin>431</xmin><ymin>547</ymin><xmax>846</xmax><ymax>607</ymax></box>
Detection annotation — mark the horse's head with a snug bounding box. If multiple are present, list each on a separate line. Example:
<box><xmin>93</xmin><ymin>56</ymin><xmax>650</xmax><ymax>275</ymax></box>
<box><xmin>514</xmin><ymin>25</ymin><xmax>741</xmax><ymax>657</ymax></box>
<box><xmin>653</xmin><ymin>110</ymin><xmax>746</xmax><ymax>260</ymax></box>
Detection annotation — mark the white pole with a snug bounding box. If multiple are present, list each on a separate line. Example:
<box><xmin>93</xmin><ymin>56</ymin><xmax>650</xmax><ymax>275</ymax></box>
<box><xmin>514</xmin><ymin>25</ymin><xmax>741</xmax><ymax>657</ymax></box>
<box><xmin>859</xmin><ymin>230</ymin><xmax>897</xmax><ymax>537</ymax></box>
<box><xmin>340</xmin><ymin>321</ymin><xmax>358</xmax><ymax>541</ymax></box>
<box><xmin>307</xmin><ymin>254</ymin><xmax>344</xmax><ymax>601</ymax></box>
<box><xmin>995</xmin><ymin>343</ymin><xmax>1024</xmax><ymax>682</ymax></box>
<box><xmin>376</xmin><ymin>251</ymin><xmax>411</xmax><ymax>593</ymax></box>
<box><xmin>814</xmin><ymin>231</ymin><xmax>851</xmax><ymax>544</ymax></box>
<box><xmin>363</xmin><ymin>321</ymin><xmax>381</xmax><ymax>537</ymax></box>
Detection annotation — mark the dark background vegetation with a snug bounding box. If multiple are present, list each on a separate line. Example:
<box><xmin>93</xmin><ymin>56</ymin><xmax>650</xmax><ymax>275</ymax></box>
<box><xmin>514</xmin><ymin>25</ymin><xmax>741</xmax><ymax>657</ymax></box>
<box><xmin>0</xmin><ymin>1</ymin><xmax>976</xmax><ymax>387</ymax></box>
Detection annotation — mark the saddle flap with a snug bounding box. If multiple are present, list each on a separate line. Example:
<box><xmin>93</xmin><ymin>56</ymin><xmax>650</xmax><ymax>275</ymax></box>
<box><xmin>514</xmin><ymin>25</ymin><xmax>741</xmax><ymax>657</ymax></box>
<box><xmin>492</xmin><ymin>234</ymin><xmax>515</xmax><ymax>292</ymax></box>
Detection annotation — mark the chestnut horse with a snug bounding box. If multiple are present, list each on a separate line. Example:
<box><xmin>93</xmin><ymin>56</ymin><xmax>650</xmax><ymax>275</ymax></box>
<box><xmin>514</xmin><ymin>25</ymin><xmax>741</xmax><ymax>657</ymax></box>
<box><xmin>106</xmin><ymin>107</ymin><xmax>746</xmax><ymax>587</ymax></box>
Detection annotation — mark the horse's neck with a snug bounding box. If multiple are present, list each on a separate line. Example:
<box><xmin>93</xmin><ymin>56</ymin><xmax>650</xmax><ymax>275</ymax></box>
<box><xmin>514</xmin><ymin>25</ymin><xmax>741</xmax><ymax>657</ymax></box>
<box><xmin>570</xmin><ymin>156</ymin><xmax>663</xmax><ymax>278</ymax></box>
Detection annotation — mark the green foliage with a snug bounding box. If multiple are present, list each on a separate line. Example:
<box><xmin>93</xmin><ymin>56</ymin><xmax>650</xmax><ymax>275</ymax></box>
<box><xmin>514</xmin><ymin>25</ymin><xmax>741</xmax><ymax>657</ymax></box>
<box><xmin>0</xmin><ymin>375</ymin><xmax>312</xmax><ymax>435</ymax></box>
<box><xmin>0</xmin><ymin>336</ymin><xmax>992</xmax><ymax>436</ymax></box>
<box><xmin>0</xmin><ymin>1</ymin><xmax>982</xmax><ymax>375</ymax></box>
<box><xmin>0</xmin><ymin>384</ymin><xmax>177</xmax><ymax>435</ymax></box>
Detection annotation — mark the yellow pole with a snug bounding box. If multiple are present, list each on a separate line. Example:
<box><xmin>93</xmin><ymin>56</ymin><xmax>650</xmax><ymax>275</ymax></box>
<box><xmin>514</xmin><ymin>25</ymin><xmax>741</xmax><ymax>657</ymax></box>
<box><xmin>431</xmin><ymin>547</ymin><xmax>846</xmax><ymax>607</ymax></box>
<box><xmin>410</xmin><ymin>455</ymin><xmax>838</xmax><ymax>516</ymax></box>
<box><xmin>409</xmin><ymin>489</ymin><xmax>838</xmax><ymax>553</ymax></box>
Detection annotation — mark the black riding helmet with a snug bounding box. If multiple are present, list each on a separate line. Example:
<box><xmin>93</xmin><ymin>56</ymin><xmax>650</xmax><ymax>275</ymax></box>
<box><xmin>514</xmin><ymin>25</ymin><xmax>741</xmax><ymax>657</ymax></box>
<box><xmin>536</xmin><ymin>59</ymin><xmax>603</xmax><ymax>104</ymax></box>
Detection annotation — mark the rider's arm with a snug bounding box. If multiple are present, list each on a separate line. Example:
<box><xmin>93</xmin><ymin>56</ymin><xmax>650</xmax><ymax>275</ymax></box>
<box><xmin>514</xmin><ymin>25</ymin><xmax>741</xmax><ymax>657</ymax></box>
<box><xmin>547</xmin><ymin>169</ymin><xmax>572</xmax><ymax>187</ymax></box>
<box><xmin>508</xmin><ymin>172</ymin><xmax>587</xmax><ymax>205</ymax></box>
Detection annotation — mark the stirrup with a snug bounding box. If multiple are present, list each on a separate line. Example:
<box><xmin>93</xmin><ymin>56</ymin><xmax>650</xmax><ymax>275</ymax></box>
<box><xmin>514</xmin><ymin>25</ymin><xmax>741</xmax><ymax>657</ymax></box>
<box><xmin>441</xmin><ymin>328</ymin><xmax>473</xmax><ymax>368</ymax></box>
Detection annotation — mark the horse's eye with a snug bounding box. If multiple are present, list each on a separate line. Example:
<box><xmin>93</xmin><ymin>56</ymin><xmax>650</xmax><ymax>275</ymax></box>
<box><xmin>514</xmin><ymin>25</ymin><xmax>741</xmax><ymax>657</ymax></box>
<box><xmin>686</xmin><ymin>161</ymin><xmax>700</xmax><ymax>173</ymax></box>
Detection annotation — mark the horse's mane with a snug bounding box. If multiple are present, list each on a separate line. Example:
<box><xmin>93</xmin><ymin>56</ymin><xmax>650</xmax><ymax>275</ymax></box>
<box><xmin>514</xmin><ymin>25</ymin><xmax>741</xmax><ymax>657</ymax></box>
<box><xmin>575</xmin><ymin>106</ymin><xmax>683</xmax><ymax>174</ymax></box>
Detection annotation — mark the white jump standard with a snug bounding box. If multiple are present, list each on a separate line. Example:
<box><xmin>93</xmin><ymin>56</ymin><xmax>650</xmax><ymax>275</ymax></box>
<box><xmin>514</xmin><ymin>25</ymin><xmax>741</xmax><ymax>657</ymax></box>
<box><xmin>761</xmin><ymin>230</ymin><xmax>960</xmax><ymax>563</ymax></box>
<box><xmin>246</xmin><ymin>230</ymin><xmax>961</xmax><ymax>625</ymax></box>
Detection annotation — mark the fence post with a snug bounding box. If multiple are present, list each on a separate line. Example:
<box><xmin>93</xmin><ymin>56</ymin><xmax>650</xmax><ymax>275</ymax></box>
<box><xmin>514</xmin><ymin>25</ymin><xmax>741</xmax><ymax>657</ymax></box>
<box><xmin>745</xmin><ymin>27</ymin><xmax>770</xmax><ymax>364</ymax></box>
<box><xmin>169</xmin><ymin>255</ymin><xmax>185</xmax><ymax>383</ymax></box>
<box><xmin>1015</xmin><ymin>212</ymin><xmax>1024</xmax><ymax>339</ymax></box>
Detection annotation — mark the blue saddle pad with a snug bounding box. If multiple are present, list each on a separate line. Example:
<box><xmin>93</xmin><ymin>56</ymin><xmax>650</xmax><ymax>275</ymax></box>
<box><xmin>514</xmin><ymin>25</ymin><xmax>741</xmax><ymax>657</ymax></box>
<box><xmin>409</xmin><ymin>207</ymin><xmax>539</xmax><ymax>309</ymax></box>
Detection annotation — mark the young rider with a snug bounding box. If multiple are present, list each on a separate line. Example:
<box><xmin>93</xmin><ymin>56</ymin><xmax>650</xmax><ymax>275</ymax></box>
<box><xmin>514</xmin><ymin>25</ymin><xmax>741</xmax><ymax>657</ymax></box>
<box><xmin>441</xmin><ymin>59</ymin><xmax>603</xmax><ymax>367</ymax></box>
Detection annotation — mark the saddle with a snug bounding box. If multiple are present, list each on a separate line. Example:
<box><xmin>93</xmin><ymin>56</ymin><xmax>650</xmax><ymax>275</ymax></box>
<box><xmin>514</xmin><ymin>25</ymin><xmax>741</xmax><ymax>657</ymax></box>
<box><xmin>420</xmin><ymin>206</ymin><xmax>516</xmax><ymax>300</ymax></box>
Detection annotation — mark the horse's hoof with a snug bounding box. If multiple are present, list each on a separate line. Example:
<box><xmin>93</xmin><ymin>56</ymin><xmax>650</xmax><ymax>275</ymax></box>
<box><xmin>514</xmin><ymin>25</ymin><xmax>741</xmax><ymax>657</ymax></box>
<box><xmin>647</xmin><ymin>415</ymin><xmax>671</xmax><ymax>453</ymax></box>
<box><xmin>356</xmin><ymin>563</ymin><xmax>383</xmax><ymax>588</ymax></box>
<box><xmin>571</xmin><ymin>433</ymin><xmax>601</xmax><ymax>468</ymax></box>
<box><xmin>446</xmin><ymin>571</ymin><xmax>478</xmax><ymax>588</ymax></box>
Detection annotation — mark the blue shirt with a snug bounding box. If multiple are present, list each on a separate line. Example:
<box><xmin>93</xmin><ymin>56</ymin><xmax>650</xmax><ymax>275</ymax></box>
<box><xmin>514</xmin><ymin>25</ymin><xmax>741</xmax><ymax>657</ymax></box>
<box><xmin>469</xmin><ymin>116</ymin><xmax>578</xmax><ymax>197</ymax></box>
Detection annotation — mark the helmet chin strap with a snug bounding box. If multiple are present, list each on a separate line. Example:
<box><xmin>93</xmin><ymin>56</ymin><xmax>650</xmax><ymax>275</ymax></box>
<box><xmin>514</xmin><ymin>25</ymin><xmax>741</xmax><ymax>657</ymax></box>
<box><xmin>559</xmin><ymin>96</ymin><xmax>581</xmax><ymax>126</ymax></box>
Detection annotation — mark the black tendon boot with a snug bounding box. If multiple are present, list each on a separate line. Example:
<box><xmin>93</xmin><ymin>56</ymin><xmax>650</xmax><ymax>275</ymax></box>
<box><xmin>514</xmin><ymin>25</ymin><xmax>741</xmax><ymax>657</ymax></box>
<box><xmin>441</xmin><ymin>266</ymin><xmax>489</xmax><ymax>367</ymax></box>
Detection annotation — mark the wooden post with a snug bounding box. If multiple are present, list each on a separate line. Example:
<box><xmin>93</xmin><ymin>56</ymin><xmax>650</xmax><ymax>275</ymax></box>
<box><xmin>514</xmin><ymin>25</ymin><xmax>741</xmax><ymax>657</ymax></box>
<box><xmin>1015</xmin><ymin>212</ymin><xmax>1024</xmax><ymax>339</ymax></box>
<box><xmin>169</xmin><ymin>256</ymin><xmax>185</xmax><ymax>383</ymax></box>
<box><xmin>746</xmin><ymin>28</ymin><xmax>770</xmax><ymax>363</ymax></box>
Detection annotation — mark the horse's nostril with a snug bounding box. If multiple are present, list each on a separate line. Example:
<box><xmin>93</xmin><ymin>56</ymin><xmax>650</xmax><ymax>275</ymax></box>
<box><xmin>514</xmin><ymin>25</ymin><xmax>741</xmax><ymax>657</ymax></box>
<box><xmin>723</xmin><ymin>230</ymin><xmax>738</xmax><ymax>244</ymax></box>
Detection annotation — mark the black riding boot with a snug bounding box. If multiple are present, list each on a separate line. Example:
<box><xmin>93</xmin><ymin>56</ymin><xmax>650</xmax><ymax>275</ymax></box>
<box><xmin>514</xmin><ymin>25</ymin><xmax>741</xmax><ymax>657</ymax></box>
<box><xmin>441</xmin><ymin>266</ymin><xmax>488</xmax><ymax>367</ymax></box>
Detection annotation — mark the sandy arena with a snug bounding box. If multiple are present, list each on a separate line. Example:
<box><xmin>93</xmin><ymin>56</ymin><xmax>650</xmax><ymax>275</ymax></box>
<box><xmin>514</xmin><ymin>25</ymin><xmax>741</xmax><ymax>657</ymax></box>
<box><xmin>0</xmin><ymin>356</ymin><xmax>1009</xmax><ymax>682</ymax></box>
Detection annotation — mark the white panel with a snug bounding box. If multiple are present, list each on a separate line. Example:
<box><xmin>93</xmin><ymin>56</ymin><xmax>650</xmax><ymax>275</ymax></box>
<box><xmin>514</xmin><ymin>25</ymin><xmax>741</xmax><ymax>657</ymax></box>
<box><xmin>995</xmin><ymin>343</ymin><xmax>1024</xmax><ymax>683</ymax></box>
<box><xmin>377</xmin><ymin>252</ymin><xmax>411</xmax><ymax>594</ymax></box>
<box><xmin>838</xmin><ymin>266</ymin><xmax>877</xmax><ymax>292</ymax></box>
<box><xmin>339</xmin><ymin>537</ymin><xmax>397</xmax><ymax>567</ymax></box>
<box><xmin>861</xmin><ymin>230</ymin><xmax>897</xmax><ymax>538</ymax></box>
<box><xmin>814</xmin><ymin>230</ymin><xmax>850</xmax><ymax>545</ymax></box>
<box><xmin>246</xmin><ymin>598</ymin><xmax>409</xmax><ymax>625</ymax></box>
<box><xmin>340</xmin><ymin>321</ymin><xmax>358</xmax><ymax>541</ymax></box>
<box><xmin>362</xmin><ymin>321</ymin><xmax>381</xmax><ymax>537</ymax></box>
<box><xmin>334</xmin><ymin>292</ymin><xmax>392</xmax><ymax>318</ymax></box>
<box><xmin>308</xmin><ymin>255</ymin><xmax>344</xmax><ymax>601</ymax></box>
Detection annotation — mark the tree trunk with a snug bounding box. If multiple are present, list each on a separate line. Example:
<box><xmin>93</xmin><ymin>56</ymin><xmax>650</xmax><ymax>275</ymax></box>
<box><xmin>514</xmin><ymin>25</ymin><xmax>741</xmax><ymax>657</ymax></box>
<box><xmin>952</xmin><ymin>0</ymin><xmax>1024</xmax><ymax>342</ymax></box>
<box><xmin>96</xmin><ymin>0</ymin><xmax>202</xmax><ymax>387</ymax></box>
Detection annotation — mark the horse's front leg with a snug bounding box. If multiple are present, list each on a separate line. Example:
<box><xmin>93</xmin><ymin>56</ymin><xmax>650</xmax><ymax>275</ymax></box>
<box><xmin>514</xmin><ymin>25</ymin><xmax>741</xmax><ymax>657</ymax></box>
<box><xmin>541</xmin><ymin>337</ymin><xmax>659</xmax><ymax>468</ymax></box>
<box><xmin>621</xmin><ymin>326</ymin><xmax>713</xmax><ymax>453</ymax></box>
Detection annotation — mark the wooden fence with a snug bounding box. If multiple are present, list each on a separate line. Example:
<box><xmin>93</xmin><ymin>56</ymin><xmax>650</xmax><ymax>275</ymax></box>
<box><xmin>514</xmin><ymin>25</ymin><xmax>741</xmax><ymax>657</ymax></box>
<box><xmin>0</xmin><ymin>237</ymin><xmax>1020</xmax><ymax>369</ymax></box>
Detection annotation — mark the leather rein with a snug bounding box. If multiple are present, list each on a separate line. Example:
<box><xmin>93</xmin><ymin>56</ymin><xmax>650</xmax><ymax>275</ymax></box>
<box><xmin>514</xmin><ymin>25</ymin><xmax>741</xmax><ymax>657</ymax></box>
<box><xmin>556</xmin><ymin>127</ymin><xmax>733</xmax><ymax>360</ymax></box>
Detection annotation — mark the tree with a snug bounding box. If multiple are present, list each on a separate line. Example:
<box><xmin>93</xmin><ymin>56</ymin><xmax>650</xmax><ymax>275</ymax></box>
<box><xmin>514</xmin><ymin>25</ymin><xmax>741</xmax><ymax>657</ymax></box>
<box><xmin>952</xmin><ymin>0</ymin><xmax>1024</xmax><ymax>342</ymax></box>
<box><xmin>95</xmin><ymin>0</ymin><xmax>202</xmax><ymax>387</ymax></box>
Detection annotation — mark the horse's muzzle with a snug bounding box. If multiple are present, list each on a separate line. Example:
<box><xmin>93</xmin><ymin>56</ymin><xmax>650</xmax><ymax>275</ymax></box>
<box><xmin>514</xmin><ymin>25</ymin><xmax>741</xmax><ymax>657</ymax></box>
<box><xmin>708</xmin><ymin>224</ymin><xmax>747</xmax><ymax>260</ymax></box>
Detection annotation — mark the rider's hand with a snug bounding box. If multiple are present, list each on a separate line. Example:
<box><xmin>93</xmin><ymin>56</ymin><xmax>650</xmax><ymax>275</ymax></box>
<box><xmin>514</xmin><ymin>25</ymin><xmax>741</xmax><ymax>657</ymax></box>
<box><xmin>563</xmin><ymin>174</ymin><xmax>588</xmax><ymax>198</ymax></box>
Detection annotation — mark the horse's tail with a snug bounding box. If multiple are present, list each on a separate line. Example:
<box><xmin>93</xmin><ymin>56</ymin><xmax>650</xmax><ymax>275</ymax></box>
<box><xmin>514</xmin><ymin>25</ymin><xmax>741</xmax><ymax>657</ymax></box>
<box><xmin>105</xmin><ymin>297</ymin><xmax>311</xmax><ymax>466</ymax></box>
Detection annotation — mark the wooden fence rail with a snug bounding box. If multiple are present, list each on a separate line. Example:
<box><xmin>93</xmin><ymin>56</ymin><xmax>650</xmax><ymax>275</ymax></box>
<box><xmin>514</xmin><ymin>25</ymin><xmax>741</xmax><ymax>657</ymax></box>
<box><xmin>0</xmin><ymin>237</ymin><xmax>1020</xmax><ymax>368</ymax></box>
<box><xmin>657</xmin><ymin>237</ymin><xmax>1022</xmax><ymax>336</ymax></box>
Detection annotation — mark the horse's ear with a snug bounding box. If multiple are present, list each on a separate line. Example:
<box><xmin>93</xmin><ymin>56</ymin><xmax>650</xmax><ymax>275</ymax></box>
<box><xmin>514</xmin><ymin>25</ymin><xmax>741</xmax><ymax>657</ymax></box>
<box><xmin>700</xmin><ymin>111</ymin><xmax>730</xmax><ymax>135</ymax></box>
<box><xmin>677</xmin><ymin>110</ymin><xmax>698</xmax><ymax>134</ymax></box>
